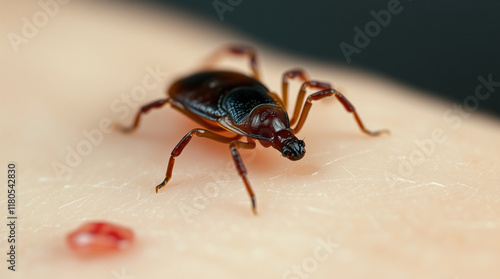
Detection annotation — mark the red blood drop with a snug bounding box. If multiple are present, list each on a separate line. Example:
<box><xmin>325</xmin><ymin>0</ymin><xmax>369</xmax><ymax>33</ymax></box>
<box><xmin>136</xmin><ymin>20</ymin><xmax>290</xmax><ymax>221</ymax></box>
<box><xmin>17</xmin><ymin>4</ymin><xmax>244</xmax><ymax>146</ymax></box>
<box><xmin>67</xmin><ymin>221</ymin><xmax>134</xmax><ymax>254</ymax></box>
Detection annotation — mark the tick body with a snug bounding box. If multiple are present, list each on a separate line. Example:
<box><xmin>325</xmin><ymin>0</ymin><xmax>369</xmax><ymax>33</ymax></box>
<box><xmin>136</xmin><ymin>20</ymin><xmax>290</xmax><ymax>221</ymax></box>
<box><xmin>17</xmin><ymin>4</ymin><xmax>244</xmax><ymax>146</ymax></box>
<box><xmin>119</xmin><ymin>45</ymin><xmax>388</xmax><ymax>214</ymax></box>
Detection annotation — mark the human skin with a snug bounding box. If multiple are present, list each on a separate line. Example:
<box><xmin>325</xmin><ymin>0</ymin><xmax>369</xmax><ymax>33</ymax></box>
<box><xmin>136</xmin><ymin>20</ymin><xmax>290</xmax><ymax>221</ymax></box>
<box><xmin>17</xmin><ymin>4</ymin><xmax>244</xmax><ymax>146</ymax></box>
<box><xmin>1</xmin><ymin>1</ymin><xmax>500</xmax><ymax>278</ymax></box>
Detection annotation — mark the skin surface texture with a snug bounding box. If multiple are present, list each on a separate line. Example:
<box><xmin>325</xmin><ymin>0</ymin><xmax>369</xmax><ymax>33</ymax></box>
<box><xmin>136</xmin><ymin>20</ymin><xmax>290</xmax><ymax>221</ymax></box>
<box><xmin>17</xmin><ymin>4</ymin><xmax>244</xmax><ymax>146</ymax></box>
<box><xmin>1</xmin><ymin>1</ymin><xmax>500</xmax><ymax>278</ymax></box>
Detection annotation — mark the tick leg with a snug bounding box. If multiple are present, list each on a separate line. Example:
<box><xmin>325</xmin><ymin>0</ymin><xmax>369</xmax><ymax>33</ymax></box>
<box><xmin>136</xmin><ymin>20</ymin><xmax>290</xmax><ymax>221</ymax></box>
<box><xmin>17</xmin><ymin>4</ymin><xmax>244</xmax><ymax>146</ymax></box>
<box><xmin>117</xmin><ymin>98</ymin><xmax>170</xmax><ymax>133</ymax></box>
<box><xmin>281</xmin><ymin>69</ymin><xmax>308</xmax><ymax>111</ymax></box>
<box><xmin>155</xmin><ymin>128</ymin><xmax>241</xmax><ymax>191</ymax></box>
<box><xmin>289</xmin><ymin>81</ymin><xmax>332</xmax><ymax>126</ymax></box>
<box><xmin>203</xmin><ymin>45</ymin><xmax>260</xmax><ymax>80</ymax></box>
<box><xmin>292</xmin><ymin>89</ymin><xmax>390</xmax><ymax>136</ymax></box>
<box><xmin>229</xmin><ymin>139</ymin><xmax>257</xmax><ymax>215</ymax></box>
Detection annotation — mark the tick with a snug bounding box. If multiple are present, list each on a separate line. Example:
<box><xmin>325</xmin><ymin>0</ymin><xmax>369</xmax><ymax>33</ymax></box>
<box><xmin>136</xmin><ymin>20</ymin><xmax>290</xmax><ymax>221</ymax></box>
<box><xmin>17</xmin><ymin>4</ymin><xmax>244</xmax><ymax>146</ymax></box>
<box><xmin>118</xmin><ymin>45</ymin><xmax>388</xmax><ymax>214</ymax></box>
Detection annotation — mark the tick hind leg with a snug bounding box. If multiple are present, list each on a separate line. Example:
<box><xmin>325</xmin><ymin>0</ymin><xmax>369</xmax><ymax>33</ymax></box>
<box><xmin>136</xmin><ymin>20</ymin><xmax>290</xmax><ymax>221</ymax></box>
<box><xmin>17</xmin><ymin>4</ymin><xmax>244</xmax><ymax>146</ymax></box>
<box><xmin>117</xmin><ymin>98</ymin><xmax>171</xmax><ymax>133</ymax></box>
<box><xmin>292</xmin><ymin>87</ymin><xmax>390</xmax><ymax>136</ymax></box>
<box><xmin>203</xmin><ymin>45</ymin><xmax>260</xmax><ymax>80</ymax></box>
<box><xmin>156</xmin><ymin>129</ymin><xmax>258</xmax><ymax>214</ymax></box>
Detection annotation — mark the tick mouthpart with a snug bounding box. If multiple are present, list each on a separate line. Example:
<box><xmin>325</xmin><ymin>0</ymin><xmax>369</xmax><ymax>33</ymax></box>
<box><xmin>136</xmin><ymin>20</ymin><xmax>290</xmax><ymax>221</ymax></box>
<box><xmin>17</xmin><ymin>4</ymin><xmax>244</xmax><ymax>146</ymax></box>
<box><xmin>282</xmin><ymin>138</ymin><xmax>306</xmax><ymax>161</ymax></box>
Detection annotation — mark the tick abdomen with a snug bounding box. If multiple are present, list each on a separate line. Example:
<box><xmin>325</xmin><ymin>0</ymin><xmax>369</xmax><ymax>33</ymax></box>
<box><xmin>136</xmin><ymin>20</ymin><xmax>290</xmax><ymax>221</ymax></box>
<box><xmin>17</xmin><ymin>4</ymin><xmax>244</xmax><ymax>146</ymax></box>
<box><xmin>168</xmin><ymin>71</ymin><xmax>271</xmax><ymax>122</ymax></box>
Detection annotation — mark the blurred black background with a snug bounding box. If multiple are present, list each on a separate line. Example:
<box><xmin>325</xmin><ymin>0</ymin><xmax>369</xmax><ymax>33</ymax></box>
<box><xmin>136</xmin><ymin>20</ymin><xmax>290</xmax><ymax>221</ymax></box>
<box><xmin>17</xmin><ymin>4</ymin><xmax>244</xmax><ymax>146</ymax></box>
<box><xmin>130</xmin><ymin>0</ymin><xmax>500</xmax><ymax>117</ymax></box>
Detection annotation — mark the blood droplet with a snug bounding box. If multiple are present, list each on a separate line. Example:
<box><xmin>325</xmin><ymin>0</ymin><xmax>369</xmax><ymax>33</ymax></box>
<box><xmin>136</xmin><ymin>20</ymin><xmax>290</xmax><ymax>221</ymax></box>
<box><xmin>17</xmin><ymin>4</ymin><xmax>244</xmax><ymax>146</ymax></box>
<box><xmin>67</xmin><ymin>221</ymin><xmax>134</xmax><ymax>254</ymax></box>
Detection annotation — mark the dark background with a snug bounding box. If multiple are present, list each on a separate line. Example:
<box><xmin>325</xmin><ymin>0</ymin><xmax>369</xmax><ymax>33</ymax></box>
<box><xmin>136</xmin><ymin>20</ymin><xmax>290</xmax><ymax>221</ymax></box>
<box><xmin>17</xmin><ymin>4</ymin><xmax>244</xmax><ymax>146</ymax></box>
<box><xmin>129</xmin><ymin>0</ymin><xmax>500</xmax><ymax>117</ymax></box>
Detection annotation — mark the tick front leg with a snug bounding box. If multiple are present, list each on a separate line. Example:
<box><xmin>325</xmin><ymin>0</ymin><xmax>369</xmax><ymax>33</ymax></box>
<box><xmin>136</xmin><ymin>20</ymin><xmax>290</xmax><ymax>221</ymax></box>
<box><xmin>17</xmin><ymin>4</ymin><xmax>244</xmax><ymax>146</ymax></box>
<box><xmin>229</xmin><ymin>139</ymin><xmax>257</xmax><ymax>215</ymax></box>
<box><xmin>117</xmin><ymin>98</ymin><xmax>170</xmax><ymax>133</ymax></box>
<box><xmin>281</xmin><ymin>70</ymin><xmax>333</xmax><ymax>125</ymax></box>
<box><xmin>203</xmin><ymin>45</ymin><xmax>260</xmax><ymax>80</ymax></box>
<box><xmin>289</xmin><ymin>81</ymin><xmax>332</xmax><ymax>126</ymax></box>
<box><xmin>292</xmin><ymin>89</ymin><xmax>390</xmax><ymax>136</ymax></box>
<box><xmin>155</xmin><ymin>128</ymin><xmax>240</xmax><ymax>192</ymax></box>
<box><xmin>281</xmin><ymin>69</ymin><xmax>308</xmax><ymax>111</ymax></box>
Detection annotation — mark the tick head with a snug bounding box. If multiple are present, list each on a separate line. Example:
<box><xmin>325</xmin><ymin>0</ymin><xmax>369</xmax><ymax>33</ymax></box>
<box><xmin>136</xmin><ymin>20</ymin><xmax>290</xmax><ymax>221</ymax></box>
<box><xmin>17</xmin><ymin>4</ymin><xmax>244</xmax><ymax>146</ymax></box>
<box><xmin>282</xmin><ymin>138</ymin><xmax>306</xmax><ymax>161</ymax></box>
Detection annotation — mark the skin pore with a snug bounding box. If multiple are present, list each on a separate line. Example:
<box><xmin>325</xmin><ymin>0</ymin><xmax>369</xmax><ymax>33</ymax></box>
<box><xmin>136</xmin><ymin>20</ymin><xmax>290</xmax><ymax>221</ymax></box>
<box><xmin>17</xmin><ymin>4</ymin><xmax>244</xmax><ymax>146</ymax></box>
<box><xmin>2</xmin><ymin>1</ymin><xmax>500</xmax><ymax>278</ymax></box>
